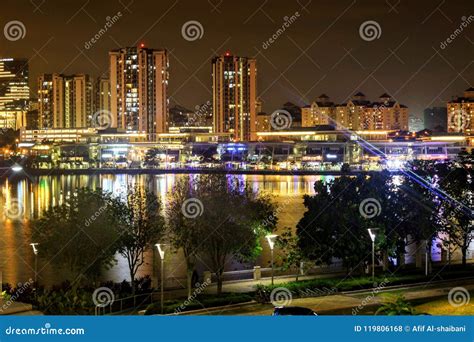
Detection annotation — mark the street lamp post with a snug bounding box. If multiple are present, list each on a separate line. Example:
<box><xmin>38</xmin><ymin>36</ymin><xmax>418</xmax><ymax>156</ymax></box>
<box><xmin>30</xmin><ymin>243</ymin><xmax>39</xmax><ymax>297</ymax></box>
<box><xmin>367</xmin><ymin>229</ymin><xmax>378</xmax><ymax>282</ymax></box>
<box><xmin>155</xmin><ymin>244</ymin><xmax>166</xmax><ymax>314</ymax></box>
<box><xmin>265</xmin><ymin>234</ymin><xmax>278</xmax><ymax>285</ymax></box>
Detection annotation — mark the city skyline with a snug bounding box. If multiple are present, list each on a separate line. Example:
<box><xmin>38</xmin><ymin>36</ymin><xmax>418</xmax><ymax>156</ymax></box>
<box><xmin>0</xmin><ymin>0</ymin><xmax>472</xmax><ymax>118</ymax></box>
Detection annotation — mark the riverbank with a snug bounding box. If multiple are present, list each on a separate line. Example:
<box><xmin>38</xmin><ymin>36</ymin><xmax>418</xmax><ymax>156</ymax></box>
<box><xmin>2</xmin><ymin>167</ymin><xmax>388</xmax><ymax>177</ymax></box>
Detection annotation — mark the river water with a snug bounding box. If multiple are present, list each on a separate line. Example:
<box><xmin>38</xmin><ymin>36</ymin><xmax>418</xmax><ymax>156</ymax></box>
<box><xmin>0</xmin><ymin>173</ymin><xmax>333</xmax><ymax>287</ymax></box>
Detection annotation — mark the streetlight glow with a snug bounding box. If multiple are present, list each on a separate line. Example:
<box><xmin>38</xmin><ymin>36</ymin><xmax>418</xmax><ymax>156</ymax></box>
<box><xmin>30</xmin><ymin>243</ymin><xmax>39</xmax><ymax>255</ymax></box>
<box><xmin>11</xmin><ymin>163</ymin><xmax>23</xmax><ymax>172</ymax></box>
<box><xmin>155</xmin><ymin>243</ymin><xmax>166</xmax><ymax>314</ymax></box>
<box><xmin>265</xmin><ymin>234</ymin><xmax>278</xmax><ymax>250</ymax></box>
<box><xmin>367</xmin><ymin>229</ymin><xmax>378</xmax><ymax>283</ymax></box>
<box><xmin>367</xmin><ymin>228</ymin><xmax>377</xmax><ymax>242</ymax></box>
<box><xmin>265</xmin><ymin>234</ymin><xmax>278</xmax><ymax>285</ymax></box>
<box><xmin>155</xmin><ymin>243</ymin><xmax>166</xmax><ymax>259</ymax></box>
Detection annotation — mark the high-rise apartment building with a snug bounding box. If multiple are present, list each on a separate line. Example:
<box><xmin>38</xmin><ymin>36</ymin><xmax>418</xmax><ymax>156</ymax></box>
<box><xmin>38</xmin><ymin>74</ymin><xmax>92</xmax><ymax>129</ymax></box>
<box><xmin>447</xmin><ymin>88</ymin><xmax>474</xmax><ymax>133</ymax></box>
<box><xmin>0</xmin><ymin>58</ymin><xmax>30</xmax><ymax>129</ymax></box>
<box><xmin>109</xmin><ymin>46</ymin><xmax>169</xmax><ymax>139</ymax></box>
<box><xmin>212</xmin><ymin>52</ymin><xmax>257</xmax><ymax>141</ymax></box>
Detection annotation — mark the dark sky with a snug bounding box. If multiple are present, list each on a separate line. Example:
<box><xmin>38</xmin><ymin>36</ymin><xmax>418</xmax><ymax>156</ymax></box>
<box><xmin>1</xmin><ymin>0</ymin><xmax>473</xmax><ymax>119</ymax></box>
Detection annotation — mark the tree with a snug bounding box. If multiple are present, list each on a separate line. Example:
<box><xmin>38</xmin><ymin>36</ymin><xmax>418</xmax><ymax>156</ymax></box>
<box><xmin>0</xmin><ymin>128</ymin><xmax>19</xmax><ymax>148</ymax></box>
<box><xmin>297</xmin><ymin>175</ymin><xmax>381</xmax><ymax>274</ymax></box>
<box><xmin>144</xmin><ymin>148</ymin><xmax>160</xmax><ymax>168</ymax></box>
<box><xmin>111</xmin><ymin>185</ymin><xmax>165</xmax><ymax>294</ymax></box>
<box><xmin>276</xmin><ymin>227</ymin><xmax>309</xmax><ymax>281</ymax></box>
<box><xmin>437</xmin><ymin>151</ymin><xmax>473</xmax><ymax>266</ymax></box>
<box><xmin>166</xmin><ymin>176</ymin><xmax>203</xmax><ymax>297</ymax></box>
<box><xmin>31</xmin><ymin>188</ymin><xmax>118</xmax><ymax>284</ymax></box>
<box><xmin>195</xmin><ymin>175</ymin><xmax>276</xmax><ymax>294</ymax></box>
<box><xmin>167</xmin><ymin>174</ymin><xmax>276</xmax><ymax>295</ymax></box>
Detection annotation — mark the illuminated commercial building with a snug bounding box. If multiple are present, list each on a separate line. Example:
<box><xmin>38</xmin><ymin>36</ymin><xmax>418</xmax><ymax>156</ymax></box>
<box><xmin>0</xmin><ymin>58</ymin><xmax>30</xmax><ymax>129</ymax></box>
<box><xmin>38</xmin><ymin>73</ymin><xmax>93</xmax><ymax>129</ymax></box>
<box><xmin>212</xmin><ymin>52</ymin><xmax>257</xmax><ymax>141</ymax></box>
<box><xmin>447</xmin><ymin>87</ymin><xmax>474</xmax><ymax>133</ymax></box>
<box><xmin>109</xmin><ymin>46</ymin><xmax>169</xmax><ymax>139</ymax></box>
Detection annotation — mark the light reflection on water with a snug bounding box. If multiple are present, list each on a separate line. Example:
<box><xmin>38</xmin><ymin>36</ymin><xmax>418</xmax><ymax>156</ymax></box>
<box><xmin>0</xmin><ymin>173</ymin><xmax>330</xmax><ymax>286</ymax></box>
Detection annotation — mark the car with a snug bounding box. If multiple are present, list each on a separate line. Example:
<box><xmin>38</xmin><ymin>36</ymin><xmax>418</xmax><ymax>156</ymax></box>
<box><xmin>272</xmin><ymin>306</ymin><xmax>318</xmax><ymax>316</ymax></box>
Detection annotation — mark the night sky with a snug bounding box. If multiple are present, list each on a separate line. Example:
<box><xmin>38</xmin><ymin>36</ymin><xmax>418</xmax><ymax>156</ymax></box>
<box><xmin>1</xmin><ymin>0</ymin><xmax>473</xmax><ymax>119</ymax></box>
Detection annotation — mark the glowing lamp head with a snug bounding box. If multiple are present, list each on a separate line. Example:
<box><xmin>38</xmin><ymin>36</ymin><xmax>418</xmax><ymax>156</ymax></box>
<box><xmin>367</xmin><ymin>229</ymin><xmax>378</xmax><ymax>242</ymax></box>
<box><xmin>155</xmin><ymin>243</ymin><xmax>166</xmax><ymax>259</ymax></box>
<box><xmin>265</xmin><ymin>234</ymin><xmax>278</xmax><ymax>250</ymax></box>
<box><xmin>140</xmin><ymin>43</ymin><xmax>145</xmax><ymax>48</ymax></box>
<box><xmin>224</xmin><ymin>51</ymin><xmax>231</xmax><ymax>57</ymax></box>
<box><xmin>30</xmin><ymin>243</ymin><xmax>39</xmax><ymax>255</ymax></box>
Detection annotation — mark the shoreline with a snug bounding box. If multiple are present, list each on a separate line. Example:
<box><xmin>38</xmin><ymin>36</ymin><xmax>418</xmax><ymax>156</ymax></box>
<box><xmin>0</xmin><ymin>167</ymin><xmax>388</xmax><ymax>177</ymax></box>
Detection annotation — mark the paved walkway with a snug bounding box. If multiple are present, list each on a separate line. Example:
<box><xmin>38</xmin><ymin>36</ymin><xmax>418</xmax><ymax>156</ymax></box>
<box><xmin>187</xmin><ymin>277</ymin><xmax>474</xmax><ymax>316</ymax></box>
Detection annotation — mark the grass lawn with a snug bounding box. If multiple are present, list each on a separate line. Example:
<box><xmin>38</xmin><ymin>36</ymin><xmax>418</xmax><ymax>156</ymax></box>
<box><xmin>415</xmin><ymin>295</ymin><xmax>474</xmax><ymax>315</ymax></box>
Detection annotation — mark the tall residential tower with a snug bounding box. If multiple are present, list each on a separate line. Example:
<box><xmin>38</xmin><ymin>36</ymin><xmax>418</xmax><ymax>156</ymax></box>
<box><xmin>212</xmin><ymin>52</ymin><xmax>257</xmax><ymax>141</ymax></box>
<box><xmin>109</xmin><ymin>46</ymin><xmax>169</xmax><ymax>139</ymax></box>
<box><xmin>38</xmin><ymin>73</ymin><xmax>93</xmax><ymax>129</ymax></box>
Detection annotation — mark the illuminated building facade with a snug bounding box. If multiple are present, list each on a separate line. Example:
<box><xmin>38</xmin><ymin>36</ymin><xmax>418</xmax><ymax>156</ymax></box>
<box><xmin>38</xmin><ymin>73</ymin><xmax>93</xmax><ymax>129</ymax></box>
<box><xmin>109</xmin><ymin>46</ymin><xmax>169</xmax><ymax>140</ymax></box>
<box><xmin>301</xmin><ymin>94</ymin><xmax>335</xmax><ymax>127</ymax></box>
<box><xmin>212</xmin><ymin>52</ymin><xmax>257</xmax><ymax>141</ymax></box>
<box><xmin>447</xmin><ymin>88</ymin><xmax>474</xmax><ymax>133</ymax></box>
<box><xmin>0</xmin><ymin>58</ymin><xmax>30</xmax><ymax>129</ymax></box>
<box><xmin>96</xmin><ymin>76</ymin><xmax>111</xmax><ymax>114</ymax></box>
<box><xmin>302</xmin><ymin>93</ymin><xmax>409</xmax><ymax>131</ymax></box>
